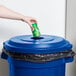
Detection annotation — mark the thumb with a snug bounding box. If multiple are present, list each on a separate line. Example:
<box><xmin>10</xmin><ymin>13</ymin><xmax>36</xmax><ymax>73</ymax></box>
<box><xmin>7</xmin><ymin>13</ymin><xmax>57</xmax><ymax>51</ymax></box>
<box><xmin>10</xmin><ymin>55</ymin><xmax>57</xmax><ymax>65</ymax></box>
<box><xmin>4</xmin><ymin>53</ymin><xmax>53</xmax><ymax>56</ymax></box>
<box><xmin>27</xmin><ymin>22</ymin><xmax>34</xmax><ymax>31</ymax></box>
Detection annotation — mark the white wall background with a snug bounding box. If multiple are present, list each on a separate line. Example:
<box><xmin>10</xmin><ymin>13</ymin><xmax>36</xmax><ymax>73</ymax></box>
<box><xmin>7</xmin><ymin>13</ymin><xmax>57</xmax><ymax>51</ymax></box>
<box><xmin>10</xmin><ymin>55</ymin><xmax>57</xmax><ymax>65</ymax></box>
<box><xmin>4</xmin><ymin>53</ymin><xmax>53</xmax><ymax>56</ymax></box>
<box><xmin>0</xmin><ymin>0</ymin><xmax>66</xmax><ymax>76</ymax></box>
<box><xmin>66</xmin><ymin>0</ymin><xmax>76</xmax><ymax>76</ymax></box>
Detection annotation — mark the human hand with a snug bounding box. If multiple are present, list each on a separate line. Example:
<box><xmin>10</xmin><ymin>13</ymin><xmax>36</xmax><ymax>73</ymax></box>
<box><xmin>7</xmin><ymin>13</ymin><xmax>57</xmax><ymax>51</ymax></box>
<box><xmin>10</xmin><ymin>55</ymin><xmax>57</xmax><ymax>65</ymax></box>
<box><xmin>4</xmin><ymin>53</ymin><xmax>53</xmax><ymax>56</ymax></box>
<box><xmin>0</xmin><ymin>5</ymin><xmax>37</xmax><ymax>31</ymax></box>
<box><xmin>22</xmin><ymin>16</ymin><xmax>37</xmax><ymax>31</ymax></box>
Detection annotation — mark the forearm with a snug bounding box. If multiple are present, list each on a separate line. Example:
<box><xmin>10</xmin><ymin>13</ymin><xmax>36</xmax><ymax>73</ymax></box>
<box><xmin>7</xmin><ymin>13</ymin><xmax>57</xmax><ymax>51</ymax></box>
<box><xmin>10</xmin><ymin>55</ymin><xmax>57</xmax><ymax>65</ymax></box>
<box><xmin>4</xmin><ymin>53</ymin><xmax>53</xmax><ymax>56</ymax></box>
<box><xmin>0</xmin><ymin>5</ymin><xmax>37</xmax><ymax>30</ymax></box>
<box><xmin>0</xmin><ymin>5</ymin><xmax>24</xmax><ymax>21</ymax></box>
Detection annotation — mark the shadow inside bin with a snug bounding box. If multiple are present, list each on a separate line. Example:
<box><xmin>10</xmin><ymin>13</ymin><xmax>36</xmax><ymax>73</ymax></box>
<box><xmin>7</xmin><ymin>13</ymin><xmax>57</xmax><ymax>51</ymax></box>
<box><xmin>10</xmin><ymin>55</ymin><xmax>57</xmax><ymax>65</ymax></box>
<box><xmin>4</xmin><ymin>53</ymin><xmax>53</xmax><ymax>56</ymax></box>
<box><xmin>0</xmin><ymin>58</ymin><xmax>9</xmax><ymax>76</ymax></box>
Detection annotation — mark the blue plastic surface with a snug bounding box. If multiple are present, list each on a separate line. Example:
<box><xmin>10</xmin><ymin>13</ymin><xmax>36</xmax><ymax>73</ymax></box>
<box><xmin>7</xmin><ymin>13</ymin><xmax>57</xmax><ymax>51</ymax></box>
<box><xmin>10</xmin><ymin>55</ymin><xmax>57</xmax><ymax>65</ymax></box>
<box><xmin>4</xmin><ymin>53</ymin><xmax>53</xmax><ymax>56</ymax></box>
<box><xmin>3</xmin><ymin>35</ymin><xmax>74</xmax><ymax>76</ymax></box>
<box><xmin>4</xmin><ymin>35</ymin><xmax>72</xmax><ymax>54</ymax></box>
<box><xmin>7</xmin><ymin>57</ymin><xmax>73</xmax><ymax>76</ymax></box>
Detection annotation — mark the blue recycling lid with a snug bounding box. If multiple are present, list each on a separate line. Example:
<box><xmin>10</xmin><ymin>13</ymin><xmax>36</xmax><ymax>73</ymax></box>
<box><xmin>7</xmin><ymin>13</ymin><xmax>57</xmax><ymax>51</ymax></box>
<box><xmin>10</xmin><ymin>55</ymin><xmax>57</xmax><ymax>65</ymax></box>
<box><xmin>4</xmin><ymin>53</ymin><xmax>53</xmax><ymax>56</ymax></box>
<box><xmin>3</xmin><ymin>35</ymin><xmax>72</xmax><ymax>54</ymax></box>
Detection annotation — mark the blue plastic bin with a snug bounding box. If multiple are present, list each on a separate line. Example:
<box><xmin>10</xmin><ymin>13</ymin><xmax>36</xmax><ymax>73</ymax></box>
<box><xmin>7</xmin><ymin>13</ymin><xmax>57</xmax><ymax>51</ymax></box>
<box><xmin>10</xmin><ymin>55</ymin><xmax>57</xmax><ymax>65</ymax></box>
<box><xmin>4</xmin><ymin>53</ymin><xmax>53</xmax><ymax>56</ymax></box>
<box><xmin>1</xmin><ymin>35</ymin><xmax>74</xmax><ymax>76</ymax></box>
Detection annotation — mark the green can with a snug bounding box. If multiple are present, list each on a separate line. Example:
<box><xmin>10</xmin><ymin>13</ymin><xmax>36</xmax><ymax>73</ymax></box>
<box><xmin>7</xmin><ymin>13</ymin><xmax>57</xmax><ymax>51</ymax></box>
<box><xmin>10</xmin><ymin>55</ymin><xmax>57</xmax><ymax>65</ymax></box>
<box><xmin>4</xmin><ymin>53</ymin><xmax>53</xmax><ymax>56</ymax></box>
<box><xmin>32</xmin><ymin>23</ymin><xmax>41</xmax><ymax>37</ymax></box>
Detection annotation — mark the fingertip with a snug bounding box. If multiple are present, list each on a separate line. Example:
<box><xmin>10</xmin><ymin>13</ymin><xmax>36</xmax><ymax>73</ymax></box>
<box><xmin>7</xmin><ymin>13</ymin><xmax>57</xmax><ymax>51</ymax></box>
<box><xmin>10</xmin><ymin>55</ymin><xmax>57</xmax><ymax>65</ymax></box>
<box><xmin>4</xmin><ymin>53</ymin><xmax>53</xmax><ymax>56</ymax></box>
<box><xmin>30</xmin><ymin>25</ymin><xmax>34</xmax><ymax>31</ymax></box>
<box><xmin>28</xmin><ymin>22</ymin><xmax>34</xmax><ymax>31</ymax></box>
<box><xmin>30</xmin><ymin>19</ymin><xmax>37</xmax><ymax>23</ymax></box>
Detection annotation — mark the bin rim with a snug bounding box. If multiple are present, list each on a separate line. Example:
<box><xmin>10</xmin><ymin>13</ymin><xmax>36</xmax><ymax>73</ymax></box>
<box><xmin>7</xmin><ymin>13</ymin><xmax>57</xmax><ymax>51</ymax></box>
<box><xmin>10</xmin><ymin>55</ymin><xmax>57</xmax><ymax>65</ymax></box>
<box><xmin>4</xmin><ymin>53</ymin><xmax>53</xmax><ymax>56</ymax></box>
<box><xmin>3</xmin><ymin>35</ymin><xmax>72</xmax><ymax>54</ymax></box>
